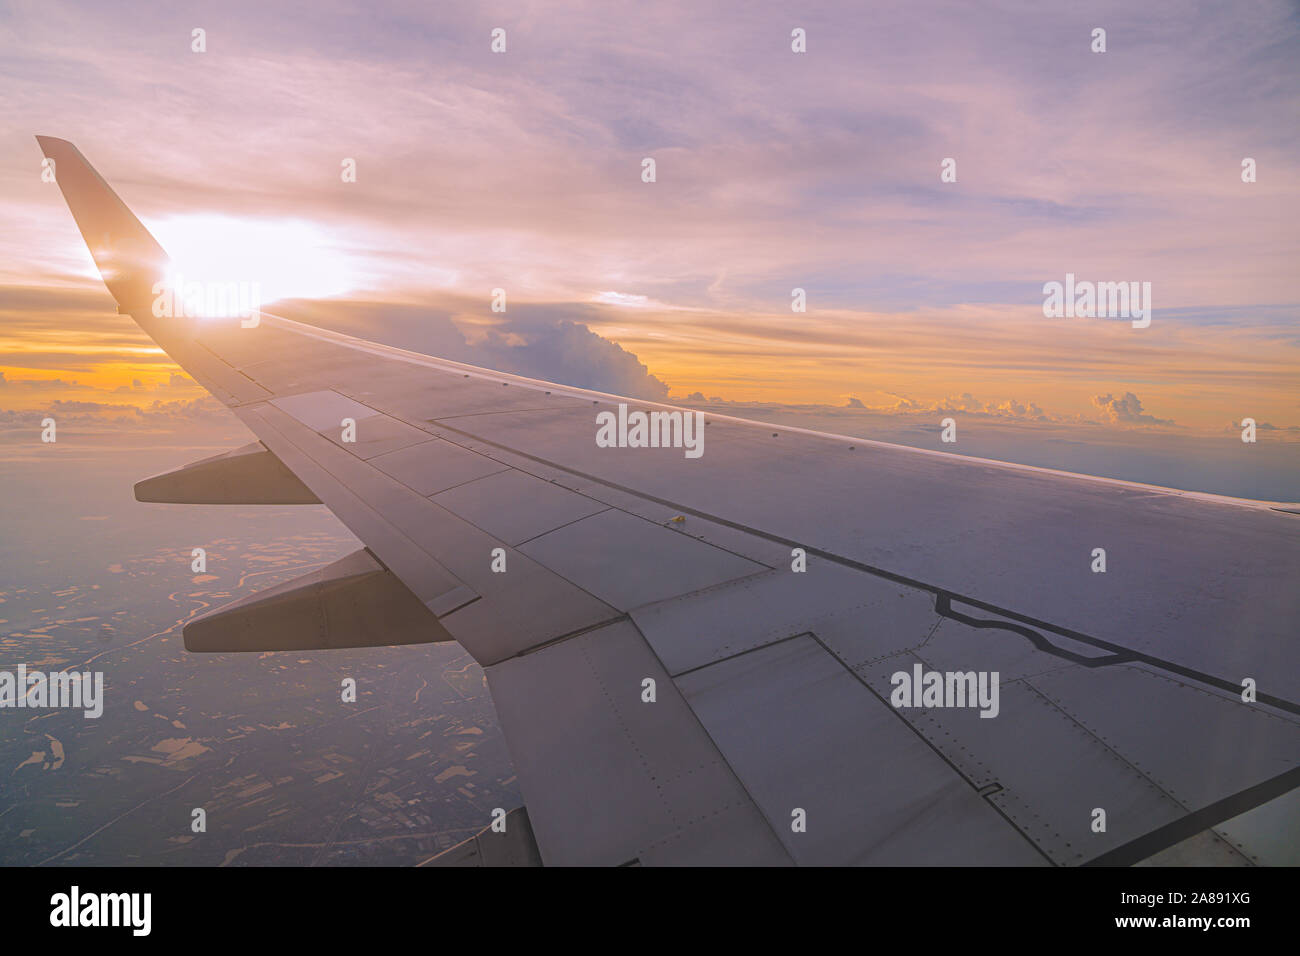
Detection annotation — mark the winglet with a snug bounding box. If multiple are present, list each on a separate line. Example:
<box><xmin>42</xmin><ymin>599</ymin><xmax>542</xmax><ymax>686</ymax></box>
<box><xmin>36</xmin><ymin>136</ymin><xmax>171</xmax><ymax>313</ymax></box>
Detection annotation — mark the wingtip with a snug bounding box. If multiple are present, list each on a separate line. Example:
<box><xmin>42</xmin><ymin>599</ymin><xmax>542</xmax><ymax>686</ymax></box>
<box><xmin>33</xmin><ymin>134</ymin><xmax>172</xmax><ymax>312</ymax></box>
<box><xmin>34</xmin><ymin>134</ymin><xmax>73</xmax><ymax>156</ymax></box>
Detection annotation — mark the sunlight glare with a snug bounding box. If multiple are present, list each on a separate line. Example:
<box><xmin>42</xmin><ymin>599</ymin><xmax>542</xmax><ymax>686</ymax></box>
<box><xmin>145</xmin><ymin>215</ymin><xmax>358</xmax><ymax>317</ymax></box>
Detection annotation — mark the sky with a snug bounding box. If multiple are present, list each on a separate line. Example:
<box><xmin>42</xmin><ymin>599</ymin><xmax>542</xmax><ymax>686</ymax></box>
<box><xmin>1</xmin><ymin>0</ymin><xmax>1298</xmax><ymax>497</ymax></box>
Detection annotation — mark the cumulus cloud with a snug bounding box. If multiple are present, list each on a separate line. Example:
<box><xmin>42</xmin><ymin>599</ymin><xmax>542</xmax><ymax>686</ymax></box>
<box><xmin>854</xmin><ymin>391</ymin><xmax>1051</xmax><ymax>421</ymax></box>
<box><xmin>274</xmin><ymin>299</ymin><xmax>672</xmax><ymax>400</ymax></box>
<box><xmin>1222</xmin><ymin>420</ymin><xmax>1300</xmax><ymax>435</ymax></box>
<box><xmin>1091</xmin><ymin>392</ymin><xmax>1173</xmax><ymax>426</ymax></box>
<box><xmin>681</xmin><ymin>391</ymin><xmax>1063</xmax><ymax>425</ymax></box>
<box><xmin>0</xmin><ymin>371</ymin><xmax>91</xmax><ymax>391</ymax></box>
<box><xmin>877</xmin><ymin>392</ymin><xmax>924</xmax><ymax>412</ymax></box>
<box><xmin>464</xmin><ymin>317</ymin><xmax>670</xmax><ymax>400</ymax></box>
<box><xmin>0</xmin><ymin>396</ymin><xmax>233</xmax><ymax>431</ymax></box>
<box><xmin>111</xmin><ymin>371</ymin><xmax>199</xmax><ymax>394</ymax></box>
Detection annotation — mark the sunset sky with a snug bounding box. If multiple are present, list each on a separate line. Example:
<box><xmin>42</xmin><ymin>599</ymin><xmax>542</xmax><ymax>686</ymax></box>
<box><xmin>2</xmin><ymin>1</ymin><xmax>1298</xmax><ymax>493</ymax></box>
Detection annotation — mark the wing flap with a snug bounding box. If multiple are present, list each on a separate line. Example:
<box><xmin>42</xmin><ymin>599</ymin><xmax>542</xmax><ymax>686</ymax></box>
<box><xmin>485</xmin><ymin>618</ymin><xmax>793</xmax><ymax>865</ymax></box>
<box><xmin>184</xmin><ymin>548</ymin><xmax>453</xmax><ymax>652</ymax></box>
<box><xmin>134</xmin><ymin>441</ymin><xmax>320</xmax><ymax>504</ymax></box>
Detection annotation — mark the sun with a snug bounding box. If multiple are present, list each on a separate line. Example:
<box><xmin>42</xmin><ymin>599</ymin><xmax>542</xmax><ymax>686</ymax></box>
<box><xmin>144</xmin><ymin>214</ymin><xmax>358</xmax><ymax>315</ymax></box>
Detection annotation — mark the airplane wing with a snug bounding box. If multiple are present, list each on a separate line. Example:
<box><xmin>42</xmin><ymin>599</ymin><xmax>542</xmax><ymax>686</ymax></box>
<box><xmin>37</xmin><ymin>136</ymin><xmax>1300</xmax><ymax>866</ymax></box>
